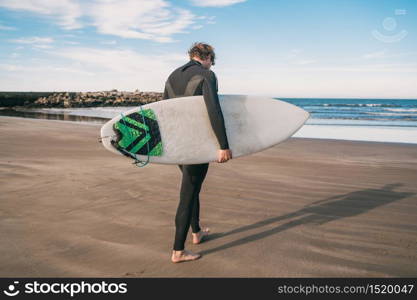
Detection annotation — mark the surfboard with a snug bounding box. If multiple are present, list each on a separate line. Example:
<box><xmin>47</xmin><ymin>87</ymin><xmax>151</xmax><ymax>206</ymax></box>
<box><xmin>100</xmin><ymin>95</ymin><xmax>309</xmax><ymax>165</ymax></box>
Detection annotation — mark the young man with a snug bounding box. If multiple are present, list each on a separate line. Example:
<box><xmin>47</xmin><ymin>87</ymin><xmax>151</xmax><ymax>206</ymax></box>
<box><xmin>163</xmin><ymin>43</ymin><xmax>232</xmax><ymax>263</ymax></box>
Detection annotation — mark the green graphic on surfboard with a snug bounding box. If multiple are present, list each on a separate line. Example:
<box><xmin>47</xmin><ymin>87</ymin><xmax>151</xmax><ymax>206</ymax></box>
<box><xmin>112</xmin><ymin>108</ymin><xmax>163</xmax><ymax>157</ymax></box>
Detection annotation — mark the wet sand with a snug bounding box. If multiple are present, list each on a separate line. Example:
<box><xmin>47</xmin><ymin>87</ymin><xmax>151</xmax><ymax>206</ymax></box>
<box><xmin>1</xmin><ymin>116</ymin><xmax>417</xmax><ymax>277</ymax></box>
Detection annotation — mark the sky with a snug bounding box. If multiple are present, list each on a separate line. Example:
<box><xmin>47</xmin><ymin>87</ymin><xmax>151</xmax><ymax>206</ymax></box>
<box><xmin>0</xmin><ymin>0</ymin><xmax>416</xmax><ymax>98</ymax></box>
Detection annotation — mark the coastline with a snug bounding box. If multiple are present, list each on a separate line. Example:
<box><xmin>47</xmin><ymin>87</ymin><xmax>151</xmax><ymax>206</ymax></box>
<box><xmin>2</xmin><ymin>113</ymin><xmax>417</xmax><ymax>145</ymax></box>
<box><xmin>1</xmin><ymin>117</ymin><xmax>417</xmax><ymax>277</ymax></box>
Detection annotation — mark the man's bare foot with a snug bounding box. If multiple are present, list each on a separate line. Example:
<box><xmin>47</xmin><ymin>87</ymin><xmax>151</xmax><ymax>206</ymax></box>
<box><xmin>171</xmin><ymin>250</ymin><xmax>201</xmax><ymax>263</ymax></box>
<box><xmin>192</xmin><ymin>228</ymin><xmax>210</xmax><ymax>244</ymax></box>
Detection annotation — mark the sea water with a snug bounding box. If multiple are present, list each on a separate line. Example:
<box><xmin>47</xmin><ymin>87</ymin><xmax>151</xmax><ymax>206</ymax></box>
<box><xmin>281</xmin><ymin>98</ymin><xmax>417</xmax><ymax>144</ymax></box>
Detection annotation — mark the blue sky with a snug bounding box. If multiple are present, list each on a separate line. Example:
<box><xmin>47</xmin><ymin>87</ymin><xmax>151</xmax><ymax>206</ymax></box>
<box><xmin>0</xmin><ymin>0</ymin><xmax>416</xmax><ymax>98</ymax></box>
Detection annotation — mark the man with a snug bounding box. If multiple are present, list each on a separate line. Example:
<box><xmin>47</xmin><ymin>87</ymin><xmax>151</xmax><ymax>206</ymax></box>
<box><xmin>163</xmin><ymin>42</ymin><xmax>232</xmax><ymax>263</ymax></box>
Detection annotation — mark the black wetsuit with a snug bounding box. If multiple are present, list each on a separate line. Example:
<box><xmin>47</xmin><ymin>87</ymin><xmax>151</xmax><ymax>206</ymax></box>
<box><xmin>163</xmin><ymin>59</ymin><xmax>229</xmax><ymax>251</ymax></box>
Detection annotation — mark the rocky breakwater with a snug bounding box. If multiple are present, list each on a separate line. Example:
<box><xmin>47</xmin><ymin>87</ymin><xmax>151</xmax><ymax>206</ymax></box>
<box><xmin>32</xmin><ymin>89</ymin><xmax>163</xmax><ymax>108</ymax></box>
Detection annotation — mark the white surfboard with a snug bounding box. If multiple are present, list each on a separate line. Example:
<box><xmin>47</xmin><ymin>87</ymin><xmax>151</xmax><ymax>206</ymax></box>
<box><xmin>100</xmin><ymin>95</ymin><xmax>309</xmax><ymax>165</ymax></box>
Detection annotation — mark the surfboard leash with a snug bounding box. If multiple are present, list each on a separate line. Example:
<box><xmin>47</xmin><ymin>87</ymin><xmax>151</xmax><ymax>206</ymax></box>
<box><xmin>134</xmin><ymin>104</ymin><xmax>150</xmax><ymax>167</ymax></box>
<box><xmin>98</xmin><ymin>135</ymin><xmax>115</xmax><ymax>142</ymax></box>
<box><xmin>119</xmin><ymin>105</ymin><xmax>150</xmax><ymax>167</ymax></box>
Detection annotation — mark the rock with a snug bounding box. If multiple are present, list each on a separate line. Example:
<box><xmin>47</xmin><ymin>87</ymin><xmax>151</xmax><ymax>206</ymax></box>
<box><xmin>30</xmin><ymin>90</ymin><xmax>163</xmax><ymax>108</ymax></box>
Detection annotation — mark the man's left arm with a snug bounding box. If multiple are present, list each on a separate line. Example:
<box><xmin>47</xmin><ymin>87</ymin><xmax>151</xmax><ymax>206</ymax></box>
<box><xmin>202</xmin><ymin>71</ymin><xmax>230</xmax><ymax>150</ymax></box>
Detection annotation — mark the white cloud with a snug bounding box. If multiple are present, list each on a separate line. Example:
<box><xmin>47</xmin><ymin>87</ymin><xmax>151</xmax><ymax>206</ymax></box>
<box><xmin>0</xmin><ymin>23</ymin><xmax>16</xmax><ymax>30</ymax></box>
<box><xmin>0</xmin><ymin>64</ymin><xmax>25</xmax><ymax>71</ymax></box>
<box><xmin>287</xmin><ymin>49</ymin><xmax>302</xmax><ymax>58</ymax></box>
<box><xmin>293</xmin><ymin>59</ymin><xmax>316</xmax><ymax>65</ymax></box>
<box><xmin>0</xmin><ymin>47</ymin><xmax>187</xmax><ymax>91</ymax></box>
<box><xmin>362</xmin><ymin>50</ymin><xmax>387</xmax><ymax>59</ymax></box>
<box><xmin>53</xmin><ymin>47</ymin><xmax>184</xmax><ymax>74</ymax></box>
<box><xmin>189</xmin><ymin>0</ymin><xmax>246</xmax><ymax>7</ymax></box>
<box><xmin>1</xmin><ymin>50</ymin><xmax>416</xmax><ymax>97</ymax></box>
<box><xmin>10</xmin><ymin>36</ymin><xmax>54</xmax><ymax>49</ymax></box>
<box><xmin>101</xmin><ymin>40</ymin><xmax>117</xmax><ymax>45</ymax></box>
<box><xmin>0</xmin><ymin>63</ymin><xmax>94</xmax><ymax>75</ymax></box>
<box><xmin>206</xmin><ymin>16</ymin><xmax>216</xmax><ymax>24</ymax></box>
<box><xmin>10</xmin><ymin>36</ymin><xmax>54</xmax><ymax>44</ymax></box>
<box><xmin>215</xmin><ymin>62</ymin><xmax>417</xmax><ymax>98</ymax></box>
<box><xmin>88</xmin><ymin>0</ymin><xmax>196</xmax><ymax>42</ymax></box>
<box><xmin>0</xmin><ymin>0</ymin><xmax>201</xmax><ymax>42</ymax></box>
<box><xmin>295</xmin><ymin>64</ymin><xmax>417</xmax><ymax>73</ymax></box>
<box><xmin>0</xmin><ymin>0</ymin><xmax>82</xmax><ymax>29</ymax></box>
<box><xmin>33</xmin><ymin>44</ymin><xmax>53</xmax><ymax>49</ymax></box>
<box><xmin>10</xmin><ymin>36</ymin><xmax>54</xmax><ymax>47</ymax></box>
<box><xmin>285</xmin><ymin>49</ymin><xmax>316</xmax><ymax>65</ymax></box>
<box><xmin>63</xmin><ymin>41</ymin><xmax>80</xmax><ymax>45</ymax></box>
<box><xmin>362</xmin><ymin>50</ymin><xmax>417</xmax><ymax>59</ymax></box>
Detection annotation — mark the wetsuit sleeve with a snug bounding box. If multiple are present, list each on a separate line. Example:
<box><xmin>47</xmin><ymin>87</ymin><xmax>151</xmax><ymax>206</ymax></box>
<box><xmin>202</xmin><ymin>71</ymin><xmax>230</xmax><ymax>150</ymax></box>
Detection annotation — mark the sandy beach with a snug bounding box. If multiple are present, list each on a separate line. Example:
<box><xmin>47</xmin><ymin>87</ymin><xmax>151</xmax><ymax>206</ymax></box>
<box><xmin>1</xmin><ymin>116</ymin><xmax>417</xmax><ymax>277</ymax></box>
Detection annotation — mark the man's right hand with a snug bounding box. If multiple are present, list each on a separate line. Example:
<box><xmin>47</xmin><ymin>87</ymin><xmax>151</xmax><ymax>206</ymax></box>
<box><xmin>217</xmin><ymin>149</ymin><xmax>232</xmax><ymax>163</ymax></box>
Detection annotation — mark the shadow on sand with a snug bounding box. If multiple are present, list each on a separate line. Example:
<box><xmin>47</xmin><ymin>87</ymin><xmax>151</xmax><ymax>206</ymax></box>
<box><xmin>200</xmin><ymin>183</ymin><xmax>414</xmax><ymax>256</ymax></box>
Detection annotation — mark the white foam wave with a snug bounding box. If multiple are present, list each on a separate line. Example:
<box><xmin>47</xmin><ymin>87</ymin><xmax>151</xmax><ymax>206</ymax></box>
<box><xmin>366</xmin><ymin>112</ymin><xmax>417</xmax><ymax>116</ymax></box>
<box><xmin>385</xmin><ymin>108</ymin><xmax>417</xmax><ymax>112</ymax></box>
<box><xmin>322</xmin><ymin>103</ymin><xmax>395</xmax><ymax>107</ymax></box>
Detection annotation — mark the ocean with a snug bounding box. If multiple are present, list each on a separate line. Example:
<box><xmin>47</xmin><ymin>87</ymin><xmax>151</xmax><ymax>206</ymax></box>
<box><xmin>1</xmin><ymin>97</ymin><xmax>417</xmax><ymax>144</ymax></box>
<box><xmin>282</xmin><ymin>98</ymin><xmax>417</xmax><ymax>144</ymax></box>
<box><xmin>282</xmin><ymin>98</ymin><xmax>417</xmax><ymax>128</ymax></box>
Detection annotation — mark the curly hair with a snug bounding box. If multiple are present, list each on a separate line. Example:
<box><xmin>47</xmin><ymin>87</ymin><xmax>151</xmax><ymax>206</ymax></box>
<box><xmin>188</xmin><ymin>42</ymin><xmax>216</xmax><ymax>65</ymax></box>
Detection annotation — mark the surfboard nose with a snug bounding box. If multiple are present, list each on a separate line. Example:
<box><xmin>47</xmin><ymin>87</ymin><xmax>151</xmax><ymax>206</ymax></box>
<box><xmin>277</xmin><ymin>98</ymin><xmax>309</xmax><ymax>119</ymax></box>
<box><xmin>276</xmin><ymin>99</ymin><xmax>310</xmax><ymax>133</ymax></box>
<box><xmin>300</xmin><ymin>107</ymin><xmax>310</xmax><ymax>122</ymax></box>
